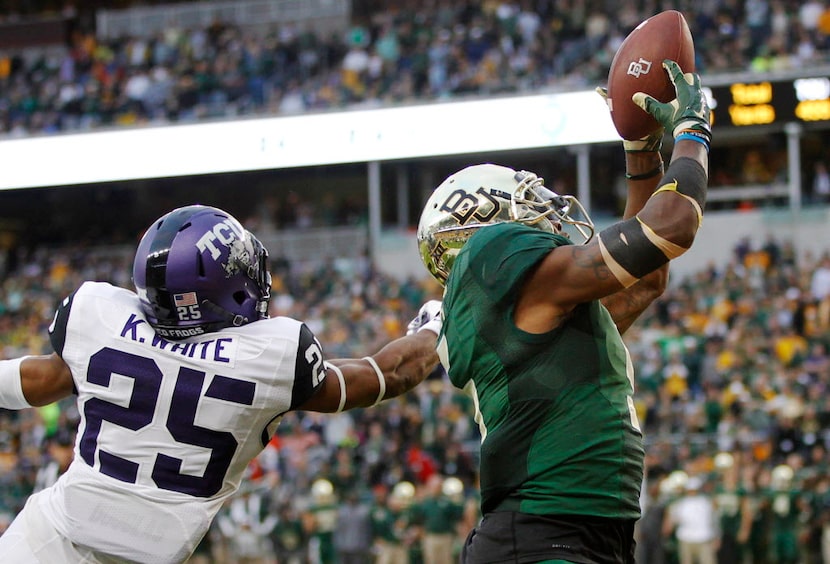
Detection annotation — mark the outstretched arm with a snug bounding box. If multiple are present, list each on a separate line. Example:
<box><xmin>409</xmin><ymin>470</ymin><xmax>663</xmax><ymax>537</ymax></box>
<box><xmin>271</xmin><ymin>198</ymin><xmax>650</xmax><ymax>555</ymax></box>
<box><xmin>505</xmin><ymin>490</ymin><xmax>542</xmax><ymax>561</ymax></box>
<box><xmin>298</xmin><ymin>301</ymin><xmax>442</xmax><ymax>413</ymax></box>
<box><xmin>601</xmin><ymin>129</ymin><xmax>669</xmax><ymax>334</ymax></box>
<box><xmin>0</xmin><ymin>353</ymin><xmax>74</xmax><ymax>409</ymax></box>
<box><xmin>516</xmin><ymin>60</ymin><xmax>710</xmax><ymax>334</ymax></box>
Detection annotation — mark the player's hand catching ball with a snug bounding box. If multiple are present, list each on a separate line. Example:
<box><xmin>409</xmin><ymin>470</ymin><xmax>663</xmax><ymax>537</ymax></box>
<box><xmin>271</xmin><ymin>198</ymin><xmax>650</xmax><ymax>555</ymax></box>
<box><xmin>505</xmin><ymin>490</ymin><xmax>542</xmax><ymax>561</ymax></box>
<box><xmin>598</xmin><ymin>86</ymin><xmax>665</xmax><ymax>154</ymax></box>
<box><xmin>633</xmin><ymin>60</ymin><xmax>711</xmax><ymax>150</ymax></box>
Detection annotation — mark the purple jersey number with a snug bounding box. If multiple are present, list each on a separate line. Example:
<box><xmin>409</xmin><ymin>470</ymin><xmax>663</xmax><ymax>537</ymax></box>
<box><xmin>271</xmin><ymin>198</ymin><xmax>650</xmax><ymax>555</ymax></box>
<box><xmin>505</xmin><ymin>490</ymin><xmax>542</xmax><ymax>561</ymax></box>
<box><xmin>79</xmin><ymin>347</ymin><xmax>255</xmax><ymax>497</ymax></box>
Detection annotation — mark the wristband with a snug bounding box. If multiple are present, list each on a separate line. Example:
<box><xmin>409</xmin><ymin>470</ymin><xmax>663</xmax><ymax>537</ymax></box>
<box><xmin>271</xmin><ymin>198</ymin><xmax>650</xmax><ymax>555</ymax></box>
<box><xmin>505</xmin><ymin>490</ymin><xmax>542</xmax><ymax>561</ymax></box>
<box><xmin>324</xmin><ymin>362</ymin><xmax>346</xmax><ymax>412</ymax></box>
<box><xmin>0</xmin><ymin>357</ymin><xmax>31</xmax><ymax>409</ymax></box>
<box><xmin>625</xmin><ymin>163</ymin><xmax>664</xmax><ymax>181</ymax></box>
<box><xmin>675</xmin><ymin>131</ymin><xmax>710</xmax><ymax>150</ymax></box>
<box><xmin>362</xmin><ymin>356</ymin><xmax>386</xmax><ymax>406</ymax></box>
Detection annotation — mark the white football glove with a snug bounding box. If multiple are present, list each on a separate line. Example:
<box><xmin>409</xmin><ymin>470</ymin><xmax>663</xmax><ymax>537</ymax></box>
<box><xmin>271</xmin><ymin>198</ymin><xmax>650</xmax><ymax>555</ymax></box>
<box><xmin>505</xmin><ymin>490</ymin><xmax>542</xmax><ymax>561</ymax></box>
<box><xmin>406</xmin><ymin>300</ymin><xmax>443</xmax><ymax>336</ymax></box>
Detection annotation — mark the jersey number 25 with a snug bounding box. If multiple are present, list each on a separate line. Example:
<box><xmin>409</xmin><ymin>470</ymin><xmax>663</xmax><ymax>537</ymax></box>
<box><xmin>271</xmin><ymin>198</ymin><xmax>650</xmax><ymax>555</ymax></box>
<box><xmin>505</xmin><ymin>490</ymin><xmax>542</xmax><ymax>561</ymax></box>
<box><xmin>79</xmin><ymin>347</ymin><xmax>255</xmax><ymax>498</ymax></box>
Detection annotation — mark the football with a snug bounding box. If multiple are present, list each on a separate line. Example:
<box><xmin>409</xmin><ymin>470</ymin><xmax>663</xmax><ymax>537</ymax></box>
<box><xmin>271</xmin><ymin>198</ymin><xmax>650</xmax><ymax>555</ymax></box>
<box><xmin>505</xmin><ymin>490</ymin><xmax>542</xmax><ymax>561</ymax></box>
<box><xmin>606</xmin><ymin>10</ymin><xmax>695</xmax><ymax>140</ymax></box>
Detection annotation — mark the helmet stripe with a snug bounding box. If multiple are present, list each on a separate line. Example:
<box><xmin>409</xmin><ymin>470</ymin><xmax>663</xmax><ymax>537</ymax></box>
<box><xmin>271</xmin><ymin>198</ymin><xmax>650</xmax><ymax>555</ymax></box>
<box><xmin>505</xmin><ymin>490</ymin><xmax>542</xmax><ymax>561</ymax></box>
<box><xmin>145</xmin><ymin>207</ymin><xmax>204</xmax><ymax>317</ymax></box>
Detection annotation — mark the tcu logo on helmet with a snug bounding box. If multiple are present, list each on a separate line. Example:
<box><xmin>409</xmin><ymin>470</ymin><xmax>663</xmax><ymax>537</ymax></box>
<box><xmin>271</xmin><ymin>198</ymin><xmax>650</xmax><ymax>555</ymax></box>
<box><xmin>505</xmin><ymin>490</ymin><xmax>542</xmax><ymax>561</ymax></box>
<box><xmin>440</xmin><ymin>187</ymin><xmax>500</xmax><ymax>225</ymax></box>
<box><xmin>627</xmin><ymin>58</ymin><xmax>652</xmax><ymax>78</ymax></box>
<box><xmin>223</xmin><ymin>239</ymin><xmax>253</xmax><ymax>277</ymax></box>
<box><xmin>196</xmin><ymin>219</ymin><xmax>251</xmax><ymax>277</ymax></box>
<box><xmin>196</xmin><ymin>218</ymin><xmax>245</xmax><ymax>259</ymax></box>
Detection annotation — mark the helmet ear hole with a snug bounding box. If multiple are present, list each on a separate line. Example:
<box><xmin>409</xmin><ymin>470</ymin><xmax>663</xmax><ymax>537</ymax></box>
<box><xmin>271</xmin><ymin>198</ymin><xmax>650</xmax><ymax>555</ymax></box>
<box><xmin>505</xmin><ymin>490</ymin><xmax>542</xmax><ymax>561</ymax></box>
<box><xmin>232</xmin><ymin>290</ymin><xmax>247</xmax><ymax>305</ymax></box>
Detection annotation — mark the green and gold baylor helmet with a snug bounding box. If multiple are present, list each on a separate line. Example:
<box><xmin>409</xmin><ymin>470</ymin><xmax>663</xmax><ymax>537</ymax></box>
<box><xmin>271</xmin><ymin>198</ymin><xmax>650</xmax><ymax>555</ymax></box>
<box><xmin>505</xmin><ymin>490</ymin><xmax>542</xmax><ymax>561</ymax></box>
<box><xmin>417</xmin><ymin>163</ymin><xmax>594</xmax><ymax>285</ymax></box>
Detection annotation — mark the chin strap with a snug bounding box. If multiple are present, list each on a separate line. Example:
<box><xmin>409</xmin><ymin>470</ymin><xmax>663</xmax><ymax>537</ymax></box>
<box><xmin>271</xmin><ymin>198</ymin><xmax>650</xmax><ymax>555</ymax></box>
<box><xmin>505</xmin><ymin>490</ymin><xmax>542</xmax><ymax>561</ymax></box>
<box><xmin>200</xmin><ymin>300</ymin><xmax>251</xmax><ymax>328</ymax></box>
<box><xmin>153</xmin><ymin>301</ymin><xmax>251</xmax><ymax>340</ymax></box>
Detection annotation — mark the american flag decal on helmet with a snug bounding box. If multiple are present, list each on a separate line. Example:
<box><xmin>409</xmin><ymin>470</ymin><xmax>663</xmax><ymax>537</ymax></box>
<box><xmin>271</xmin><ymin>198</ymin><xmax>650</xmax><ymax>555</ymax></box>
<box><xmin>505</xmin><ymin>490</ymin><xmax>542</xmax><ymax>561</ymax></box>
<box><xmin>173</xmin><ymin>292</ymin><xmax>198</xmax><ymax>307</ymax></box>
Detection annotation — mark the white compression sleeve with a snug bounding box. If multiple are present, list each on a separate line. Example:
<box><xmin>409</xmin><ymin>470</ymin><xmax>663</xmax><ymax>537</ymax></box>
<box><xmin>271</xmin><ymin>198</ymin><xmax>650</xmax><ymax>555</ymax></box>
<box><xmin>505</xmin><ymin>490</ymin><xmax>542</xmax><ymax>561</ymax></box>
<box><xmin>0</xmin><ymin>357</ymin><xmax>31</xmax><ymax>409</ymax></box>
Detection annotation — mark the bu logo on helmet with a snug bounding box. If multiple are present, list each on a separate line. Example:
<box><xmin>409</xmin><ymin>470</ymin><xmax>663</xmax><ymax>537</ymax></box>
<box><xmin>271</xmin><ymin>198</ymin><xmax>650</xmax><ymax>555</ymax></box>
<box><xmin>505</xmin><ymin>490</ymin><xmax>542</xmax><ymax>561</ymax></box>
<box><xmin>627</xmin><ymin>58</ymin><xmax>652</xmax><ymax>78</ymax></box>
<box><xmin>440</xmin><ymin>187</ymin><xmax>501</xmax><ymax>225</ymax></box>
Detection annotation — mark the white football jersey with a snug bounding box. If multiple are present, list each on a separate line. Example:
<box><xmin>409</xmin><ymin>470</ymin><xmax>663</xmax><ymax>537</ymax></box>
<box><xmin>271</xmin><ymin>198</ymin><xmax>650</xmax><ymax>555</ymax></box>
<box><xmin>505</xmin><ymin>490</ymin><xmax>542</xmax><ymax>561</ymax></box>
<box><xmin>39</xmin><ymin>281</ymin><xmax>326</xmax><ymax>563</ymax></box>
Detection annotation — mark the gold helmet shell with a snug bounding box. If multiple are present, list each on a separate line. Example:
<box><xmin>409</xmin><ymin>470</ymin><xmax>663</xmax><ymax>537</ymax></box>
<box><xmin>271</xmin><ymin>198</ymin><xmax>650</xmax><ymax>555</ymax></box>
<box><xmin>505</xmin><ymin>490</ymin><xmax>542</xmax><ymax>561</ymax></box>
<box><xmin>416</xmin><ymin>163</ymin><xmax>594</xmax><ymax>285</ymax></box>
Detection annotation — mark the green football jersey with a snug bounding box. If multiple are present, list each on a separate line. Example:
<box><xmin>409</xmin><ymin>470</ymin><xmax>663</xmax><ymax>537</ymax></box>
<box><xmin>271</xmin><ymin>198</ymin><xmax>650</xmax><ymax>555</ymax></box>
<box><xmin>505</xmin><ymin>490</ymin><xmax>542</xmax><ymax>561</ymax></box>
<box><xmin>439</xmin><ymin>222</ymin><xmax>644</xmax><ymax>519</ymax></box>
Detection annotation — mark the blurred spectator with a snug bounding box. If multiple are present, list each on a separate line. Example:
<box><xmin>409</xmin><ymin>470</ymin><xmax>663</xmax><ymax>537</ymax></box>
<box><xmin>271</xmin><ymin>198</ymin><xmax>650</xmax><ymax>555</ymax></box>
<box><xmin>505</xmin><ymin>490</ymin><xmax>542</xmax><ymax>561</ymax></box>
<box><xmin>305</xmin><ymin>478</ymin><xmax>339</xmax><ymax>564</ymax></box>
<box><xmin>410</xmin><ymin>475</ymin><xmax>465</xmax><ymax>564</ymax></box>
<box><xmin>812</xmin><ymin>161</ymin><xmax>830</xmax><ymax>203</ymax></box>
<box><xmin>31</xmin><ymin>428</ymin><xmax>73</xmax><ymax>493</ymax></box>
<box><xmin>768</xmin><ymin>464</ymin><xmax>801</xmax><ymax>564</ymax></box>
<box><xmin>371</xmin><ymin>483</ymin><xmax>414</xmax><ymax>564</ymax></box>
<box><xmin>663</xmin><ymin>476</ymin><xmax>720</xmax><ymax>564</ymax></box>
<box><xmin>635</xmin><ymin>476</ymin><xmax>670</xmax><ymax>564</ymax></box>
<box><xmin>663</xmin><ymin>350</ymin><xmax>691</xmax><ymax>400</ymax></box>
<box><xmin>741</xmin><ymin>150</ymin><xmax>774</xmax><ymax>185</ymax></box>
<box><xmin>810</xmin><ymin>253</ymin><xmax>830</xmax><ymax>300</ymax></box>
<box><xmin>269</xmin><ymin>504</ymin><xmax>307</xmax><ymax>564</ymax></box>
<box><xmin>334</xmin><ymin>489</ymin><xmax>373</xmax><ymax>564</ymax></box>
<box><xmin>711</xmin><ymin>452</ymin><xmax>749</xmax><ymax>564</ymax></box>
<box><xmin>216</xmin><ymin>487</ymin><xmax>279</xmax><ymax>564</ymax></box>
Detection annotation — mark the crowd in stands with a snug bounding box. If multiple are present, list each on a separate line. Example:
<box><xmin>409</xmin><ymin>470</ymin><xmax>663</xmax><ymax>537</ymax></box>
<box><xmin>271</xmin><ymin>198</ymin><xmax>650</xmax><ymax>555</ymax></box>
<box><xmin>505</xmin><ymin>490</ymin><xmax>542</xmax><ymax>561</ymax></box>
<box><xmin>2</xmin><ymin>0</ymin><xmax>830</xmax><ymax>136</ymax></box>
<box><xmin>0</xmin><ymin>229</ymin><xmax>828</xmax><ymax>562</ymax></box>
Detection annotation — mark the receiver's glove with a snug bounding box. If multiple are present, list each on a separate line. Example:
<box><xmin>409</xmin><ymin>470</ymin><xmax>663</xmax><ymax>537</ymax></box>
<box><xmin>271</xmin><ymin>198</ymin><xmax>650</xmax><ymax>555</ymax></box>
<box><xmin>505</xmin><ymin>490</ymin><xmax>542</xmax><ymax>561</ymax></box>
<box><xmin>597</xmin><ymin>86</ymin><xmax>664</xmax><ymax>153</ymax></box>
<box><xmin>633</xmin><ymin>60</ymin><xmax>711</xmax><ymax>150</ymax></box>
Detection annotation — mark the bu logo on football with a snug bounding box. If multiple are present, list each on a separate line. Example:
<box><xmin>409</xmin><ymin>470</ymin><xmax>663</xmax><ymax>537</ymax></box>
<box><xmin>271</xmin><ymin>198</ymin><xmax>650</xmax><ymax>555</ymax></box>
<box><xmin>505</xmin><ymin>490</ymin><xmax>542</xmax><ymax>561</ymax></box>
<box><xmin>627</xmin><ymin>58</ymin><xmax>652</xmax><ymax>78</ymax></box>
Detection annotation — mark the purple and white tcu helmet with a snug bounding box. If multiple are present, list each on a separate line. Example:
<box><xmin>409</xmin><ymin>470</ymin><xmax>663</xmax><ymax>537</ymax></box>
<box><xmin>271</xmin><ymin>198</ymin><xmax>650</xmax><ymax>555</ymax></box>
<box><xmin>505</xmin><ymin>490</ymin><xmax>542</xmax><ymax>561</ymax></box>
<box><xmin>133</xmin><ymin>205</ymin><xmax>272</xmax><ymax>340</ymax></box>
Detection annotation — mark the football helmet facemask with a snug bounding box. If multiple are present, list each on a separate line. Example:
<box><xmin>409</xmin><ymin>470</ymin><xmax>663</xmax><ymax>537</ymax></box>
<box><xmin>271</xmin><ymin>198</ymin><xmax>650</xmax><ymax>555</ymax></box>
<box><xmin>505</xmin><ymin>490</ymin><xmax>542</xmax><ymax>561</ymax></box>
<box><xmin>417</xmin><ymin>163</ymin><xmax>594</xmax><ymax>285</ymax></box>
<box><xmin>133</xmin><ymin>205</ymin><xmax>272</xmax><ymax>340</ymax></box>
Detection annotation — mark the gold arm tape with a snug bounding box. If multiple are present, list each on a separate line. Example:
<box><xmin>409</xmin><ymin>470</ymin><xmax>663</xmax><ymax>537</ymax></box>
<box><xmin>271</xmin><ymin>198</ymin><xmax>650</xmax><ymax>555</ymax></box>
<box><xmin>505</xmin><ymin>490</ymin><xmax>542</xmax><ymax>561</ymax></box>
<box><xmin>362</xmin><ymin>356</ymin><xmax>386</xmax><ymax>406</ymax></box>
<box><xmin>324</xmin><ymin>362</ymin><xmax>346</xmax><ymax>412</ymax></box>
<box><xmin>597</xmin><ymin>234</ymin><xmax>639</xmax><ymax>288</ymax></box>
<box><xmin>654</xmin><ymin>180</ymin><xmax>704</xmax><ymax>227</ymax></box>
<box><xmin>636</xmin><ymin>217</ymin><xmax>688</xmax><ymax>259</ymax></box>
